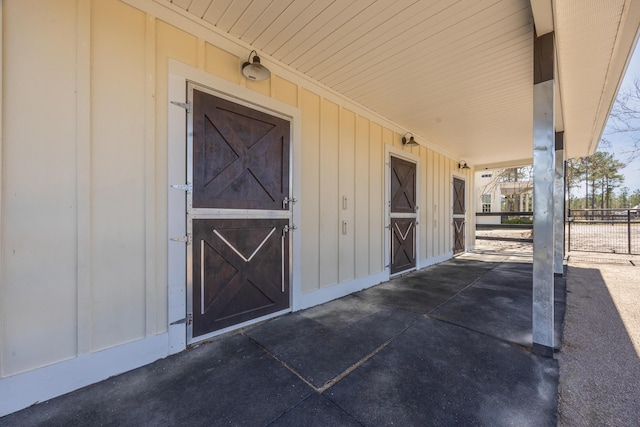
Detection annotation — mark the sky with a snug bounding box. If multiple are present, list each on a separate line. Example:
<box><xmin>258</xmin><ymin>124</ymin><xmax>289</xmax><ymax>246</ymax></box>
<box><xmin>598</xmin><ymin>40</ymin><xmax>640</xmax><ymax>194</ymax></box>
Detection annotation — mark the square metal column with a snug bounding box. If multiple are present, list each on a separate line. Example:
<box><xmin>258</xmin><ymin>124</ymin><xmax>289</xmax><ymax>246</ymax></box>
<box><xmin>532</xmin><ymin>31</ymin><xmax>555</xmax><ymax>357</ymax></box>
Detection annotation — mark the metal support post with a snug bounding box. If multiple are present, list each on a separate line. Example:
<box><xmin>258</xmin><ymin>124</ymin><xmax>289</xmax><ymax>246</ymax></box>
<box><xmin>532</xmin><ymin>31</ymin><xmax>555</xmax><ymax>357</ymax></box>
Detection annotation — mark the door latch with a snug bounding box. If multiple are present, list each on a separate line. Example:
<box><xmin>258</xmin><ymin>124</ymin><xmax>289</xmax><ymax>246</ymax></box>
<box><xmin>283</xmin><ymin>196</ymin><xmax>298</xmax><ymax>209</ymax></box>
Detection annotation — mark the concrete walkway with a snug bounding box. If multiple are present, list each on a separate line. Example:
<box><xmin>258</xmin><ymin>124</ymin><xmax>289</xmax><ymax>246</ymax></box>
<box><xmin>1</xmin><ymin>249</ymin><xmax>563</xmax><ymax>426</ymax></box>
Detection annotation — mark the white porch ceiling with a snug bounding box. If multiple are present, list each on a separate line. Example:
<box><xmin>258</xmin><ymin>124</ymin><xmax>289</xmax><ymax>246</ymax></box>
<box><xmin>164</xmin><ymin>0</ymin><xmax>640</xmax><ymax>168</ymax></box>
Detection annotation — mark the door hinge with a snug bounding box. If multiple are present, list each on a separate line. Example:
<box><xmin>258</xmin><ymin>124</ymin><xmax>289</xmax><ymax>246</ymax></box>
<box><xmin>170</xmin><ymin>316</ymin><xmax>187</xmax><ymax>325</ymax></box>
<box><xmin>170</xmin><ymin>182</ymin><xmax>193</xmax><ymax>193</ymax></box>
<box><xmin>283</xmin><ymin>196</ymin><xmax>298</xmax><ymax>209</ymax></box>
<box><xmin>170</xmin><ymin>234</ymin><xmax>192</xmax><ymax>245</ymax></box>
<box><xmin>170</xmin><ymin>100</ymin><xmax>192</xmax><ymax>113</ymax></box>
<box><xmin>282</xmin><ymin>224</ymin><xmax>297</xmax><ymax>235</ymax></box>
<box><xmin>188</xmin><ymin>313</ymin><xmax>193</xmax><ymax>325</ymax></box>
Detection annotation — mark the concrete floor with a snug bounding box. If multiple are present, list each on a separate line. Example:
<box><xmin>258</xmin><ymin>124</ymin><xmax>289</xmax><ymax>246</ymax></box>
<box><xmin>1</xmin><ymin>249</ymin><xmax>563</xmax><ymax>426</ymax></box>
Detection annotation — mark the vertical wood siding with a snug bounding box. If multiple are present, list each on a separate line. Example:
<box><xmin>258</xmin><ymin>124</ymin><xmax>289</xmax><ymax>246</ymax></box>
<box><xmin>91</xmin><ymin>0</ymin><xmax>147</xmax><ymax>352</ymax></box>
<box><xmin>2</xmin><ymin>0</ymin><xmax>79</xmax><ymax>377</ymax></box>
<box><xmin>0</xmin><ymin>0</ymin><xmax>464</xmax><ymax>377</ymax></box>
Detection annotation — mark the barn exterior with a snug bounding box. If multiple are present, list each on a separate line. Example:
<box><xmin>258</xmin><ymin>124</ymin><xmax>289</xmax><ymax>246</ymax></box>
<box><xmin>1</xmin><ymin>0</ymin><xmax>638</xmax><ymax>416</ymax></box>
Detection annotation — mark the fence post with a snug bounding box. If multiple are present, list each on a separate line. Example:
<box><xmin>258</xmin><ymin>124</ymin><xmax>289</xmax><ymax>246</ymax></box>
<box><xmin>628</xmin><ymin>209</ymin><xmax>632</xmax><ymax>255</ymax></box>
<box><xmin>567</xmin><ymin>208</ymin><xmax>571</xmax><ymax>252</ymax></box>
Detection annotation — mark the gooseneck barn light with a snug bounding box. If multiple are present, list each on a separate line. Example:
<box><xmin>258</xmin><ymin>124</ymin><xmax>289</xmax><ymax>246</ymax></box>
<box><xmin>402</xmin><ymin>132</ymin><xmax>419</xmax><ymax>147</ymax></box>
<box><xmin>458</xmin><ymin>160</ymin><xmax>470</xmax><ymax>170</ymax></box>
<box><xmin>242</xmin><ymin>50</ymin><xmax>271</xmax><ymax>81</ymax></box>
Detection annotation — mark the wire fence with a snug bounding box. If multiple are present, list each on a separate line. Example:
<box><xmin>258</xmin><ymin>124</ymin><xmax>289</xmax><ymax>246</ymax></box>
<box><xmin>567</xmin><ymin>209</ymin><xmax>640</xmax><ymax>255</ymax></box>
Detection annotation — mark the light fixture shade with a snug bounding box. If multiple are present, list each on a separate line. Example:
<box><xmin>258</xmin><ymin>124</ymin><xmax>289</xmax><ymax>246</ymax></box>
<box><xmin>402</xmin><ymin>133</ymin><xmax>419</xmax><ymax>146</ymax></box>
<box><xmin>242</xmin><ymin>55</ymin><xmax>271</xmax><ymax>81</ymax></box>
<box><xmin>459</xmin><ymin>161</ymin><xmax>470</xmax><ymax>170</ymax></box>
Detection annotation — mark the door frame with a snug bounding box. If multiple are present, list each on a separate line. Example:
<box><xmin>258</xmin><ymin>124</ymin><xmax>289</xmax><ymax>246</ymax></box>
<box><xmin>384</xmin><ymin>145</ymin><xmax>420</xmax><ymax>277</ymax></box>
<box><xmin>167</xmin><ymin>61</ymin><xmax>302</xmax><ymax>351</ymax></box>
<box><xmin>451</xmin><ymin>172</ymin><xmax>467</xmax><ymax>255</ymax></box>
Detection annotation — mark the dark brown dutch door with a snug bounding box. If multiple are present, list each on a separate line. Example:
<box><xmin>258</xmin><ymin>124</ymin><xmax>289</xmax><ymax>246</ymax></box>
<box><xmin>188</xmin><ymin>86</ymin><xmax>292</xmax><ymax>339</ymax></box>
<box><xmin>390</xmin><ymin>156</ymin><xmax>417</xmax><ymax>275</ymax></box>
<box><xmin>452</xmin><ymin>177</ymin><xmax>466</xmax><ymax>255</ymax></box>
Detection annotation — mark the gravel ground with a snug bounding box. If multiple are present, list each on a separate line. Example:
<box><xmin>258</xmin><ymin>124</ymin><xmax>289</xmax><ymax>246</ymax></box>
<box><xmin>476</xmin><ymin>232</ymin><xmax>640</xmax><ymax>426</ymax></box>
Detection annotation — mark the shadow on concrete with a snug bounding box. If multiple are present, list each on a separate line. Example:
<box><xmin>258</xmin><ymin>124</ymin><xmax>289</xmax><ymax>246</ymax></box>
<box><xmin>558</xmin><ymin>263</ymin><xmax>640</xmax><ymax>426</ymax></box>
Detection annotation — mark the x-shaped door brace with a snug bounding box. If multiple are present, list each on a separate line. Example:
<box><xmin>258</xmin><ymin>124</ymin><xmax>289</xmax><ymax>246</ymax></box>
<box><xmin>200</xmin><ymin>227</ymin><xmax>282</xmax><ymax>314</ymax></box>
<box><xmin>392</xmin><ymin>164</ymin><xmax>416</xmax><ymax>211</ymax></box>
<box><xmin>391</xmin><ymin>220</ymin><xmax>415</xmax><ymax>263</ymax></box>
<box><xmin>201</xmin><ymin>115</ymin><xmax>282</xmax><ymax>202</ymax></box>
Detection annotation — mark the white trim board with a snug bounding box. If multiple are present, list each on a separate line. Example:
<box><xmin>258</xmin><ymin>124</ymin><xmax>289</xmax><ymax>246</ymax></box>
<box><xmin>417</xmin><ymin>252</ymin><xmax>453</xmax><ymax>270</ymax></box>
<box><xmin>294</xmin><ymin>271</ymin><xmax>389</xmax><ymax>311</ymax></box>
<box><xmin>0</xmin><ymin>333</ymin><xmax>169</xmax><ymax>417</ymax></box>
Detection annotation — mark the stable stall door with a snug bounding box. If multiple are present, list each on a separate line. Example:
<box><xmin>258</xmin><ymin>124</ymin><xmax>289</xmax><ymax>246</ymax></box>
<box><xmin>188</xmin><ymin>86</ymin><xmax>292</xmax><ymax>340</ymax></box>
<box><xmin>453</xmin><ymin>177</ymin><xmax>466</xmax><ymax>255</ymax></box>
<box><xmin>390</xmin><ymin>156</ymin><xmax>417</xmax><ymax>275</ymax></box>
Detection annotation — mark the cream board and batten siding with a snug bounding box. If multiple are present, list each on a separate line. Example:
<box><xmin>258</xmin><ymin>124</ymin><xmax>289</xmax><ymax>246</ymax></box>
<box><xmin>0</xmin><ymin>0</ymin><xmax>471</xmax><ymax>415</ymax></box>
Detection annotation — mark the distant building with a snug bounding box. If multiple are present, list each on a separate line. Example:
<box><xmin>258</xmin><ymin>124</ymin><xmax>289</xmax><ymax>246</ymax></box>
<box><xmin>475</xmin><ymin>167</ymin><xmax>533</xmax><ymax>225</ymax></box>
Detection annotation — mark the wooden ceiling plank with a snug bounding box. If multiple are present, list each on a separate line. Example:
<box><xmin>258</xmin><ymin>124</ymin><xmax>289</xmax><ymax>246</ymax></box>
<box><xmin>361</xmin><ymin>42</ymin><xmax>531</xmax><ymax>105</ymax></box>
<box><xmin>238</xmin><ymin>0</ymin><xmax>295</xmax><ymax>44</ymax></box>
<box><xmin>317</xmin><ymin>0</ymin><xmax>493</xmax><ymax>85</ymax></box>
<box><xmin>364</xmin><ymin>64</ymin><xmax>531</xmax><ymax>111</ymax></box>
<box><xmin>363</xmin><ymin>66</ymin><xmax>531</xmax><ymax>121</ymax></box>
<box><xmin>351</xmin><ymin>27</ymin><xmax>532</xmax><ymax>102</ymax></box>
<box><xmin>172</xmin><ymin>0</ymin><xmax>193</xmax><ymax>10</ymax></box>
<box><xmin>202</xmin><ymin>0</ymin><xmax>234</xmax><ymax>26</ymax></box>
<box><xmin>187</xmin><ymin>0</ymin><xmax>214</xmax><ymax>18</ymax></box>
<box><xmin>327</xmin><ymin>1</ymin><xmax>527</xmax><ymax>92</ymax></box>
<box><xmin>229</xmin><ymin>0</ymin><xmax>275</xmax><ymax>40</ymax></box>
<box><xmin>334</xmin><ymin>4</ymin><xmax>531</xmax><ymax>95</ymax></box>
<box><xmin>310</xmin><ymin>0</ymin><xmax>454</xmax><ymax>81</ymax></box>
<box><xmin>217</xmin><ymin>0</ymin><xmax>253</xmax><ymax>32</ymax></box>
<box><xmin>251</xmin><ymin>0</ymin><xmax>316</xmax><ymax>53</ymax></box>
<box><xmin>277</xmin><ymin>0</ymin><xmax>377</xmax><ymax>65</ymax></box>
<box><xmin>292</xmin><ymin>0</ymin><xmax>417</xmax><ymax>73</ymax></box>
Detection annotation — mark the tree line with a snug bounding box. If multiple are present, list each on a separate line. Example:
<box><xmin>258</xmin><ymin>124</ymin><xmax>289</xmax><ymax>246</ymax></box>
<box><xmin>566</xmin><ymin>152</ymin><xmax>640</xmax><ymax>210</ymax></box>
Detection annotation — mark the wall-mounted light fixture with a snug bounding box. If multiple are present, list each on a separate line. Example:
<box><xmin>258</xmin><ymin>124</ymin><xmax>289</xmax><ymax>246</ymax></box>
<box><xmin>242</xmin><ymin>50</ymin><xmax>271</xmax><ymax>81</ymax></box>
<box><xmin>458</xmin><ymin>160</ymin><xmax>470</xmax><ymax>170</ymax></box>
<box><xmin>402</xmin><ymin>132</ymin><xmax>419</xmax><ymax>147</ymax></box>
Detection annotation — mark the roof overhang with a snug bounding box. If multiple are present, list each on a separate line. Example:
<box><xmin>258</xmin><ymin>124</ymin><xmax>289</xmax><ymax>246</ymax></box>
<box><xmin>133</xmin><ymin>0</ymin><xmax>640</xmax><ymax>168</ymax></box>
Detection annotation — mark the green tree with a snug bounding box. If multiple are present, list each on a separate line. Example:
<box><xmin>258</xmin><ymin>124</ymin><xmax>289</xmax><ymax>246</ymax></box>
<box><xmin>630</xmin><ymin>189</ymin><xmax>640</xmax><ymax>207</ymax></box>
<box><xmin>566</xmin><ymin>152</ymin><xmax>625</xmax><ymax>209</ymax></box>
<box><xmin>619</xmin><ymin>187</ymin><xmax>629</xmax><ymax>208</ymax></box>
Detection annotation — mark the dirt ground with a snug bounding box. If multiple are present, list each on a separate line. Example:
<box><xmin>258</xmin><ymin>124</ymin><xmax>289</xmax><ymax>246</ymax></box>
<box><xmin>474</xmin><ymin>229</ymin><xmax>533</xmax><ymax>252</ymax></box>
<box><xmin>557</xmin><ymin>257</ymin><xmax>640</xmax><ymax>427</ymax></box>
